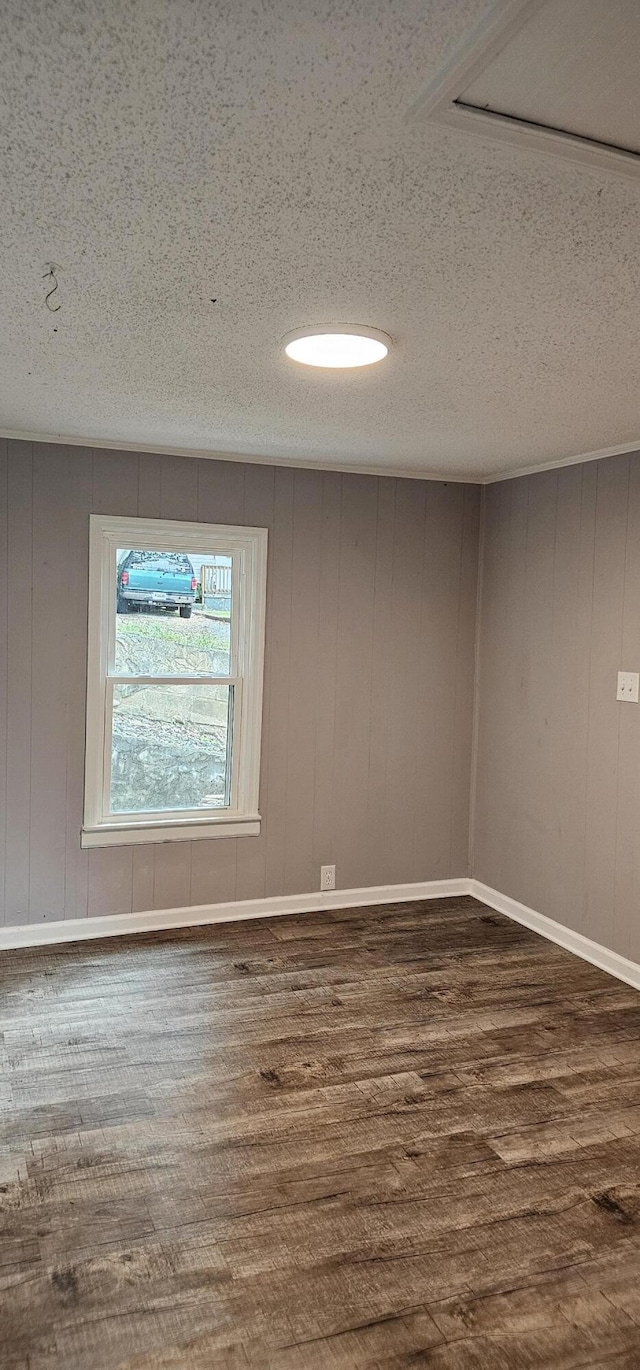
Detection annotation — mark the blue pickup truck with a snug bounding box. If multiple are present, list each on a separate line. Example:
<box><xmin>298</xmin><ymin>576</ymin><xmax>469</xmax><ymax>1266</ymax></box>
<box><xmin>116</xmin><ymin>550</ymin><xmax>197</xmax><ymax>618</ymax></box>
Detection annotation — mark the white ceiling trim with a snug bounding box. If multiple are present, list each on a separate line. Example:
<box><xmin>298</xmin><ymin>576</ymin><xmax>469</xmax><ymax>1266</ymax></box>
<box><xmin>483</xmin><ymin>438</ymin><xmax>640</xmax><ymax>483</ymax></box>
<box><xmin>408</xmin><ymin>0</ymin><xmax>640</xmax><ymax>182</ymax></box>
<box><xmin>0</xmin><ymin>428</ymin><xmax>476</xmax><ymax>485</ymax></box>
<box><xmin>2</xmin><ymin>427</ymin><xmax>639</xmax><ymax>487</ymax></box>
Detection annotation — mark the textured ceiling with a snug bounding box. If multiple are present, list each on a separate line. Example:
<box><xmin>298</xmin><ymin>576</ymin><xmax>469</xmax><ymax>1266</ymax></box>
<box><xmin>2</xmin><ymin>0</ymin><xmax>640</xmax><ymax>480</ymax></box>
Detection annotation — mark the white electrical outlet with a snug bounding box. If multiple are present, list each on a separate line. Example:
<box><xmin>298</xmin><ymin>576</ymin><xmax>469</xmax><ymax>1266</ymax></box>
<box><xmin>617</xmin><ymin>671</ymin><xmax>639</xmax><ymax>703</ymax></box>
<box><xmin>320</xmin><ymin>864</ymin><xmax>336</xmax><ymax>891</ymax></box>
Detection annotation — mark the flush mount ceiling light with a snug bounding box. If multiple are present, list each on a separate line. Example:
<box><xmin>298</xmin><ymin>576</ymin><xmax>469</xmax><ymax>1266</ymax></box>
<box><xmin>283</xmin><ymin>325</ymin><xmax>391</xmax><ymax>368</ymax></box>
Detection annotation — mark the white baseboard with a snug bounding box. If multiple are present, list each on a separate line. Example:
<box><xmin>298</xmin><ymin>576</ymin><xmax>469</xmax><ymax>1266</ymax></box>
<box><xmin>6</xmin><ymin>877</ymin><xmax>638</xmax><ymax>994</ymax></box>
<box><xmin>471</xmin><ymin>880</ymin><xmax>640</xmax><ymax>993</ymax></box>
<box><xmin>0</xmin><ymin>878</ymin><xmax>472</xmax><ymax>950</ymax></box>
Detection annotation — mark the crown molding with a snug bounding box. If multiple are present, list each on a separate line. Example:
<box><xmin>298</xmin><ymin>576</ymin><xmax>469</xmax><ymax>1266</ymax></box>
<box><xmin>483</xmin><ymin>439</ymin><xmax>640</xmax><ymax>484</ymax></box>
<box><xmin>0</xmin><ymin>428</ymin><xmax>477</xmax><ymax>485</ymax></box>
<box><xmin>2</xmin><ymin>427</ymin><xmax>639</xmax><ymax>487</ymax></box>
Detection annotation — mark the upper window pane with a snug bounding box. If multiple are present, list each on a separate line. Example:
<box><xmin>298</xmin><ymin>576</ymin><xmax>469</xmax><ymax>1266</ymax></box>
<box><xmin>114</xmin><ymin>548</ymin><xmax>232</xmax><ymax>676</ymax></box>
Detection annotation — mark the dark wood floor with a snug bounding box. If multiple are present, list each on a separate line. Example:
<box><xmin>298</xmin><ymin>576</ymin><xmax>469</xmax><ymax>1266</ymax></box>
<box><xmin>3</xmin><ymin>897</ymin><xmax>640</xmax><ymax>1368</ymax></box>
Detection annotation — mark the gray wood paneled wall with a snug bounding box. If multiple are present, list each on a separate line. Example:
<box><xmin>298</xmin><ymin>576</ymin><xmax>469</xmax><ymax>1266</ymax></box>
<box><xmin>0</xmin><ymin>439</ymin><xmax>480</xmax><ymax>927</ymax></box>
<box><xmin>473</xmin><ymin>452</ymin><xmax>640</xmax><ymax>963</ymax></box>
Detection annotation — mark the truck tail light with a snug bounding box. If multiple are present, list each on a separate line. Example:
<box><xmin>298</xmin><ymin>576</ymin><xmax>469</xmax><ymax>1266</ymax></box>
<box><xmin>121</xmin><ymin>570</ymin><xmax>129</xmax><ymax>586</ymax></box>
<box><xmin>191</xmin><ymin>576</ymin><xmax>197</xmax><ymax>590</ymax></box>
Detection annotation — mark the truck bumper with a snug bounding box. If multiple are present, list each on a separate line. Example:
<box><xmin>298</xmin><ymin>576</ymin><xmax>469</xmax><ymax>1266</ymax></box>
<box><xmin>122</xmin><ymin>591</ymin><xmax>193</xmax><ymax>606</ymax></box>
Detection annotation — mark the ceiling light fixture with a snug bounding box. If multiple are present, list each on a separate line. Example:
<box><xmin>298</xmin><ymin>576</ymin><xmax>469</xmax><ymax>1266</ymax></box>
<box><xmin>283</xmin><ymin>325</ymin><xmax>391</xmax><ymax>369</ymax></box>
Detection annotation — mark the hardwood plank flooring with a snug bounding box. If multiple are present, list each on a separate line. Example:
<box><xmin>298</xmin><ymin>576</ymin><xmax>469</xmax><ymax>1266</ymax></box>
<box><xmin>3</xmin><ymin>896</ymin><xmax>640</xmax><ymax>1368</ymax></box>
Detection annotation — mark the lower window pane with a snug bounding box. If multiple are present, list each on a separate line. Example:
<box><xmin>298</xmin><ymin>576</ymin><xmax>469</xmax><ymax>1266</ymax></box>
<box><xmin>110</xmin><ymin>683</ymin><xmax>232</xmax><ymax>814</ymax></box>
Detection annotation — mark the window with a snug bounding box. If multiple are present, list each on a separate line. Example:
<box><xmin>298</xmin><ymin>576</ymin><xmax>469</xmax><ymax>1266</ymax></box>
<box><xmin>82</xmin><ymin>515</ymin><xmax>267</xmax><ymax>847</ymax></box>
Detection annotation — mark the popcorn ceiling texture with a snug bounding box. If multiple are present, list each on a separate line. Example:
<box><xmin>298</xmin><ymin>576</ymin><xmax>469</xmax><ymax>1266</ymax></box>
<box><xmin>2</xmin><ymin>0</ymin><xmax>640</xmax><ymax>478</ymax></box>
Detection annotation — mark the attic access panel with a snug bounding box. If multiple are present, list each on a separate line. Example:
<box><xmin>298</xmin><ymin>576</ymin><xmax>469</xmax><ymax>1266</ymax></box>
<box><xmin>410</xmin><ymin>0</ymin><xmax>640</xmax><ymax>180</ymax></box>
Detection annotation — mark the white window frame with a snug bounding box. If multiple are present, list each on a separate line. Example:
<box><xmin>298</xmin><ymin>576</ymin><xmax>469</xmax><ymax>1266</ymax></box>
<box><xmin>82</xmin><ymin>515</ymin><xmax>267</xmax><ymax>848</ymax></box>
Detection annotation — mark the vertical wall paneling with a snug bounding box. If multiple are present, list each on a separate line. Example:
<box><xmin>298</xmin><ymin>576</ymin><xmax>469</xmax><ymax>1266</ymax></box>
<box><xmin>91</xmin><ymin>448</ymin><xmax>141</xmax><ymax>515</ymax></box>
<box><xmin>0</xmin><ymin>442</ymin><xmax>8</xmax><ymax>923</ymax></box>
<box><xmin>572</xmin><ymin>463</ymin><xmax>599</xmax><ymax>932</ymax></box>
<box><xmin>8</xmin><ymin>433</ymin><xmax>638</xmax><ymax>961</ymax></box>
<box><xmin>131</xmin><ymin>845</ymin><xmax>155</xmax><ymax>916</ymax></box>
<box><xmin>518</xmin><ymin>468</ymin><xmax>559</xmax><ymax>913</ymax></box>
<box><xmin>365</xmin><ymin>477</ymin><xmax>395</xmax><ymax>887</ymax></box>
<box><xmin>311</xmin><ymin>472</ymin><xmax>343</xmax><ymax>885</ymax></box>
<box><xmin>333</xmin><ymin>473</ymin><xmax>379</xmax><ymax>891</ymax></box>
<box><xmin>474</xmin><ymin>451</ymin><xmax>640</xmax><ymax>963</ymax></box>
<box><xmin>152</xmin><ymin>841</ymin><xmax>193</xmax><ymax>915</ymax></box>
<box><xmin>263</xmin><ymin>467</ymin><xmax>295</xmax><ymax>897</ymax></box>
<box><xmin>4</xmin><ymin>443</ymin><xmax>33</xmax><ymax>925</ymax></box>
<box><xmin>1</xmin><ymin>441</ymin><xmax>480</xmax><ymax>927</ymax></box>
<box><xmin>86</xmin><ymin>449</ymin><xmax>139</xmax><ymax>915</ymax></box>
<box><xmin>137</xmin><ymin>453</ymin><xmax>162</xmax><ymax>519</ymax></box>
<box><xmin>474</xmin><ymin>477</ymin><xmax>529</xmax><ymax>898</ymax></box>
<box><xmin>196</xmin><ymin>457</ymin><xmax>246</xmax><ymax>528</ymax></box>
<box><xmin>582</xmin><ymin>456</ymin><xmax>630</xmax><ymax>947</ymax></box>
<box><xmin>449</xmin><ymin>485</ymin><xmax>482</xmax><ymax>876</ymax></box>
<box><xmin>410</xmin><ymin>483</ymin><xmax>459</xmax><ymax>884</ymax></box>
<box><xmin>283</xmin><ymin>468</ymin><xmax>323</xmax><ymax>893</ymax></box>
<box><xmin>544</xmin><ymin>464</ymin><xmax>591</xmax><ymax>932</ymax></box>
<box><xmin>234</xmin><ymin>462</ymin><xmax>276</xmax><ymax>902</ymax></box>
<box><xmin>385</xmin><ymin>478</ymin><xmax>428</xmax><ymax>884</ymax></box>
<box><xmin>615</xmin><ymin>456</ymin><xmax>640</xmax><ymax>960</ymax></box>
<box><xmin>86</xmin><ymin>848</ymin><xmax>136</xmax><ymax>919</ymax></box>
<box><xmin>62</xmin><ymin>449</ymin><xmax>92</xmax><ymax>920</ymax></box>
<box><xmin>159</xmin><ymin>453</ymin><xmax>199</xmax><ymax>524</ymax></box>
<box><xmin>29</xmin><ymin>445</ymin><xmax>72</xmax><ymax>921</ymax></box>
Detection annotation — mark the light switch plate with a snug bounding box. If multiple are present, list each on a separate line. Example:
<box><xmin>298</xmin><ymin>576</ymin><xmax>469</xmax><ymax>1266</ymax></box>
<box><xmin>617</xmin><ymin>671</ymin><xmax>639</xmax><ymax>703</ymax></box>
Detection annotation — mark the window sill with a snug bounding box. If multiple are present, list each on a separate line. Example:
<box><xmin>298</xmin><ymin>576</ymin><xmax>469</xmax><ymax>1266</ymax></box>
<box><xmin>81</xmin><ymin>815</ymin><xmax>261</xmax><ymax>848</ymax></box>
